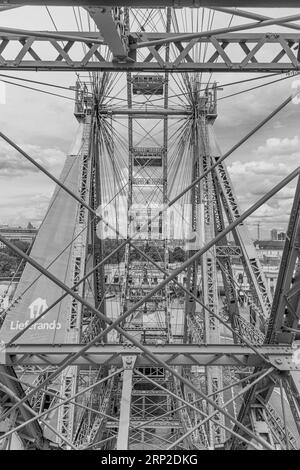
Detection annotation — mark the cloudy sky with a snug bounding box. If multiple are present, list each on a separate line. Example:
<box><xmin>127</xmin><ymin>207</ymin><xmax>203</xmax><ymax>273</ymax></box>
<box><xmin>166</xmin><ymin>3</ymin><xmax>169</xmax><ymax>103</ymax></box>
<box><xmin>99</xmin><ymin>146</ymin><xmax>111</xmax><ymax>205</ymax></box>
<box><xmin>0</xmin><ymin>6</ymin><xmax>299</xmax><ymax>240</ymax></box>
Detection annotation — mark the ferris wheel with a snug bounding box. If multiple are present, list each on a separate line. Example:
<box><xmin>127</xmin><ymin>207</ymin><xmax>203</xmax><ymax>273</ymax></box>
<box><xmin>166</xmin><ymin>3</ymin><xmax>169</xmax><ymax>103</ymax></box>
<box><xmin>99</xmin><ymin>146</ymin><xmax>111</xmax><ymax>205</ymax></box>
<box><xmin>0</xmin><ymin>2</ymin><xmax>299</xmax><ymax>451</ymax></box>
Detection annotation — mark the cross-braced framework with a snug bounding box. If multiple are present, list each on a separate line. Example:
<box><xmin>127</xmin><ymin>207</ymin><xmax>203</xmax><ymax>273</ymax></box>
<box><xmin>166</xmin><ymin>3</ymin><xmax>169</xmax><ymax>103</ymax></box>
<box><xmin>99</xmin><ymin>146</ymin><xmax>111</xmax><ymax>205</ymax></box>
<box><xmin>0</xmin><ymin>3</ymin><xmax>300</xmax><ymax>451</ymax></box>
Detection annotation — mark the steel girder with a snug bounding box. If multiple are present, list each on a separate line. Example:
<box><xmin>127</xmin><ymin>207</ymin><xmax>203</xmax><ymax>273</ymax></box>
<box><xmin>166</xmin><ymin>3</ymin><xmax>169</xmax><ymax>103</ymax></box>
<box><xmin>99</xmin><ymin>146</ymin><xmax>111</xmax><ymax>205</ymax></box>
<box><xmin>116</xmin><ymin>356</ymin><xmax>136</xmax><ymax>450</ymax></box>
<box><xmin>0</xmin><ymin>95</ymin><xmax>298</xmax><ymax>451</ymax></box>
<box><xmin>229</xmin><ymin>177</ymin><xmax>300</xmax><ymax>449</ymax></box>
<box><xmin>0</xmin><ymin>1</ymin><xmax>299</xmax><ymax>7</ymax></box>
<box><xmin>0</xmin><ymin>344</ymin><xmax>298</xmax><ymax>369</ymax></box>
<box><xmin>0</xmin><ymin>366</ymin><xmax>48</xmax><ymax>449</ymax></box>
<box><xmin>0</xmin><ymin>5</ymin><xmax>20</xmax><ymax>11</ymax></box>
<box><xmin>0</xmin><ymin>32</ymin><xmax>300</xmax><ymax>71</ymax></box>
<box><xmin>197</xmin><ymin>114</ymin><xmax>225</xmax><ymax>444</ymax></box>
<box><xmin>85</xmin><ymin>6</ymin><xmax>128</xmax><ymax>60</ymax></box>
<box><xmin>213</xmin><ymin>157</ymin><xmax>272</xmax><ymax>322</ymax></box>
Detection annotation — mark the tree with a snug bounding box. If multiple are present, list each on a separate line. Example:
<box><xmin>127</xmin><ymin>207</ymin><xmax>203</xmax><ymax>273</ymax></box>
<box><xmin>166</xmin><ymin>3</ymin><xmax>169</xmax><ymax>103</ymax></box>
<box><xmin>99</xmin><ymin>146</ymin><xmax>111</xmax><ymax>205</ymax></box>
<box><xmin>0</xmin><ymin>240</ymin><xmax>31</xmax><ymax>276</ymax></box>
<box><xmin>0</xmin><ymin>252</ymin><xmax>18</xmax><ymax>276</ymax></box>
<box><xmin>172</xmin><ymin>247</ymin><xmax>185</xmax><ymax>262</ymax></box>
<box><xmin>3</xmin><ymin>240</ymin><xmax>30</xmax><ymax>258</ymax></box>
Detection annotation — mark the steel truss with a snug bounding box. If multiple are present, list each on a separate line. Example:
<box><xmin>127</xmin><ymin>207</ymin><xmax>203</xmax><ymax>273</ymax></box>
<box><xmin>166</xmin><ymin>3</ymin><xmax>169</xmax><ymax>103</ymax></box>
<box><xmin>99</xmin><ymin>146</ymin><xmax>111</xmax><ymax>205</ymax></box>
<box><xmin>0</xmin><ymin>344</ymin><xmax>298</xmax><ymax>368</ymax></box>
<box><xmin>0</xmin><ymin>33</ymin><xmax>300</xmax><ymax>72</ymax></box>
<box><xmin>230</xmin><ymin>176</ymin><xmax>300</xmax><ymax>449</ymax></box>
<box><xmin>0</xmin><ymin>1</ymin><xmax>299</xmax><ymax>7</ymax></box>
<box><xmin>0</xmin><ymin>3</ymin><xmax>300</xmax><ymax>452</ymax></box>
<box><xmin>0</xmin><ymin>105</ymin><xmax>299</xmax><ymax>449</ymax></box>
<box><xmin>0</xmin><ymin>100</ymin><xmax>299</xmax><ymax>449</ymax></box>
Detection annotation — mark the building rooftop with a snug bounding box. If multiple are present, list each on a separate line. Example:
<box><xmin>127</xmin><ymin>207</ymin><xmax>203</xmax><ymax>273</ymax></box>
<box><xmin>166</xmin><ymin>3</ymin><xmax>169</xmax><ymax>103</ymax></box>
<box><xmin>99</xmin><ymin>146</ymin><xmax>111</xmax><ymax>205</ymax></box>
<box><xmin>254</xmin><ymin>240</ymin><xmax>285</xmax><ymax>250</ymax></box>
<box><xmin>0</xmin><ymin>227</ymin><xmax>37</xmax><ymax>233</ymax></box>
<box><xmin>0</xmin><ymin>222</ymin><xmax>37</xmax><ymax>233</ymax></box>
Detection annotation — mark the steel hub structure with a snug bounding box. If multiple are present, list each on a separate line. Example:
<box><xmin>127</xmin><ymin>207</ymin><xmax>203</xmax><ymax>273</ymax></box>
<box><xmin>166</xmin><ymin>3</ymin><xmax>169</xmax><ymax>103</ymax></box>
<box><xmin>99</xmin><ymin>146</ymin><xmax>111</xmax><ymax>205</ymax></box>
<box><xmin>0</xmin><ymin>2</ymin><xmax>300</xmax><ymax>451</ymax></box>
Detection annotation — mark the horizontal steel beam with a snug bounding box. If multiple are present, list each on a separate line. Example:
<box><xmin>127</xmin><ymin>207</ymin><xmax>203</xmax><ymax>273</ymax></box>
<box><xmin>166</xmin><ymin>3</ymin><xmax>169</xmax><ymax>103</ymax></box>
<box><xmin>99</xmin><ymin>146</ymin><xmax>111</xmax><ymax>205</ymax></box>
<box><xmin>99</xmin><ymin>108</ymin><xmax>191</xmax><ymax>115</ymax></box>
<box><xmin>1</xmin><ymin>31</ymin><xmax>297</xmax><ymax>41</ymax></box>
<box><xmin>1</xmin><ymin>344</ymin><xmax>298</xmax><ymax>369</ymax></box>
<box><xmin>4</xmin><ymin>63</ymin><xmax>299</xmax><ymax>72</ymax></box>
<box><xmin>0</xmin><ymin>32</ymin><xmax>298</xmax><ymax>72</ymax></box>
<box><xmin>211</xmin><ymin>7</ymin><xmax>300</xmax><ymax>33</ymax></box>
<box><xmin>106</xmin><ymin>420</ymin><xmax>181</xmax><ymax>428</ymax></box>
<box><xmin>0</xmin><ymin>1</ymin><xmax>298</xmax><ymax>7</ymax></box>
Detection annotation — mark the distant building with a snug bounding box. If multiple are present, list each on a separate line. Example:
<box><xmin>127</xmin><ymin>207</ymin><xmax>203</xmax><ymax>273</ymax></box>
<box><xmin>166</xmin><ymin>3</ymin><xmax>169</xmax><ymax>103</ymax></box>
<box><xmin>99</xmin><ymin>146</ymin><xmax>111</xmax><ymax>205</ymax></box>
<box><xmin>254</xmin><ymin>240</ymin><xmax>285</xmax><ymax>259</ymax></box>
<box><xmin>0</xmin><ymin>223</ymin><xmax>37</xmax><ymax>249</ymax></box>
<box><xmin>270</xmin><ymin>228</ymin><xmax>286</xmax><ymax>241</ymax></box>
<box><xmin>271</xmin><ymin>229</ymin><xmax>278</xmax><ymax>241</ymax></box>
<box><xmin>229</xmin><ymin>240</ymin><xmax>285</xmax><ymax>295</ymax></box>
<box><xmin>278</xmin><ymin>231</ymin><xmax>286</xmax><ymax>241</ymax></box>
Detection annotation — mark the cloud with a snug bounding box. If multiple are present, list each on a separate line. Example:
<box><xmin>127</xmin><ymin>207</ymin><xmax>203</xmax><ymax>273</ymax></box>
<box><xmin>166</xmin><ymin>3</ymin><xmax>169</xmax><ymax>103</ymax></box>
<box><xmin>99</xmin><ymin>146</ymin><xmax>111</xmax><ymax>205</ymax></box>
<box><xmin>229</xmin><ymin>160</ymin><xmax>290</xmax><ymax>177</ymax></box>
<box><xmin>256</xmin><ymin>136</ymin><xmax>300</xmax><ymax>157</ymax></box>
<box><xmin>227</xmin><ymin>135</ymin><xmax>299</xmax><ymax>231</ymax></box>
<box><xmin>0</xmin><ymin>140</ymin><xmax>65</xmax><ymax>177</ymax></box>
<box><xmin>0</xmin><ymin>191</ymin><xmax>52</xmax><ymax>226</ymax></box>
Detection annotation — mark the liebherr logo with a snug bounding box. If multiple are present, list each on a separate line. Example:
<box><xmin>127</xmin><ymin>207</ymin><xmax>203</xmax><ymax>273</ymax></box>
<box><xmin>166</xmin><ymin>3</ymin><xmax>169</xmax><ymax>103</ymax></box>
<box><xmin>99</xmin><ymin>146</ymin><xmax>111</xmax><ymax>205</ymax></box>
<box><xmin>9</xmin><ymin>297</ymin><xmax>62</xmax><ymax>331</ymax></box>
<box><xmin>28</xmin><ymin>297</ymin><xmax>48</xmax><ymax>319</ymax></box>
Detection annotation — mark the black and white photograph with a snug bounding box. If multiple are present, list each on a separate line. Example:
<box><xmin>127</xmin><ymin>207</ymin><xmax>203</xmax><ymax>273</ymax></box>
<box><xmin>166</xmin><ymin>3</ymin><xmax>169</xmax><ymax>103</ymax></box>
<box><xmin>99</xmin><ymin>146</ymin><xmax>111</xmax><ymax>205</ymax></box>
<box><xmin>0</xmin><ymin>0</ymin><xmax>299</xmax><ymax>457</ymax></box>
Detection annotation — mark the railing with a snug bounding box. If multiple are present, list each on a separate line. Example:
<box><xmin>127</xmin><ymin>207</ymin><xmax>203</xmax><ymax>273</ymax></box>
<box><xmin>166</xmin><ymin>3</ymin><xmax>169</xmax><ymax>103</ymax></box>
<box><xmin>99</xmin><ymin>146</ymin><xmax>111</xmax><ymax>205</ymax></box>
<box><xmin>172</xmin><ymin>374</ymin><xmax>209</xmax><ymax>450</ymax></box>
<box><xmin>264</xmin><ymin>402</ymin><xmax>299</xmax><ymax>450</ymax></box>
<box><xmin>233</xmin><ymin>316</ymin><xmax>265</xmax><ymax>345</ymax></box>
